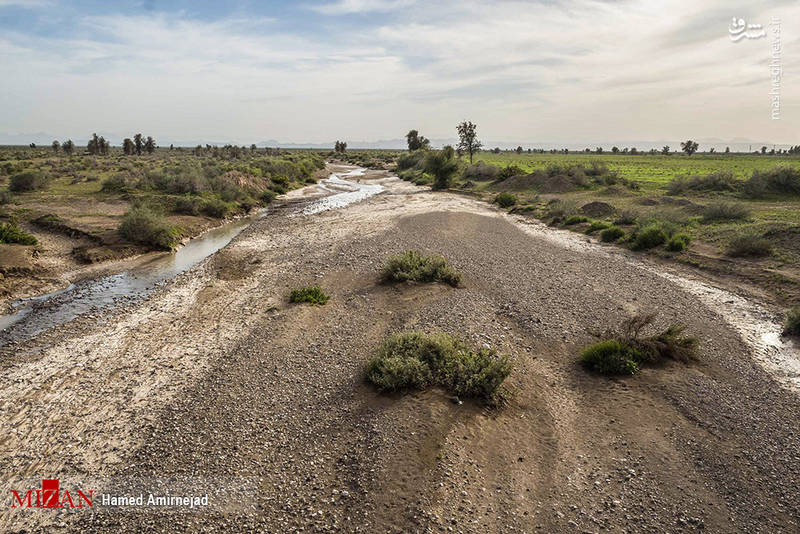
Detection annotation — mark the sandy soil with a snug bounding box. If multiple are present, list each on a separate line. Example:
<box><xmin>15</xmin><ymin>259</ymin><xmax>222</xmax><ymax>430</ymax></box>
<box><xmin>1</xmin><ymin>169</ymin><xmax>799</xmax><ymax>533</ymax></box>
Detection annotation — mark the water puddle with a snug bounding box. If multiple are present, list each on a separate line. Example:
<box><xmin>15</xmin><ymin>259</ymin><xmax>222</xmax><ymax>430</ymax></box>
<box><xmin>514</xmin><ymin>216</ymin><xmax>800</xmax><ymax>393</ymax></box>
<box><xmin>0</xmin><ymin>166</ymin><xmax>380</xmax><ymax>345</ymax></box>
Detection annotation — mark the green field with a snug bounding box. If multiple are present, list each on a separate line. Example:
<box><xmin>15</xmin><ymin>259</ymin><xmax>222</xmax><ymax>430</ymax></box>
<box><xmin>471</xmin><ymin>152</ymin><xmax>800</xmax><ymax>191</ymax></box>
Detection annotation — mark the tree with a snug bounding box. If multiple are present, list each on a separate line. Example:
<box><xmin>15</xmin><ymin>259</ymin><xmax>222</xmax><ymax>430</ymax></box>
<box><xmin>134</xmin><ymin>134</ymin><xmax>144</xmax><ymax>155</ymax></box>
<box><xmin>29</xmin><ymin>143</ymin><xmax>36</xmax><ymax>148</ymax></box>
<box><xmin>611</xmin><ymin>146</ymin><xmax>619</xmax><ymax>154</ymax></box>
<box><xmin>87</xmin><ymin>133</ymin><xmax>101</xmax><ymax>155</ymax></box>
<box><xmin>97</xmin><ymin>136</ymin><xmax>109</xmax><ymax>155</ymax></box>
<box><xmin>123</xmin><ymin>138</ymin><xmax>135</xmax><ymax>155</ymax></box>
<box><xmin>595</xmin><ymin>147</ymin><xmax>603</xmax><ymax>154</ymax></box>
<box><xmin>334</xmin><ymin>140</ymin><xmax>347</xmax><ymax>153</ymax></box>
<box><xmin>515</xmin><ymin>146</ymin><xmax>523</xmax><ymax>154</ymax></box>
<box><xmin>250</xmin><ymin>143</ymin><xmax>257</xmax><ymax>152</ymax></box>
<box><xmin>725</xmin><ymin>146</ymin><xmax>731</xmax><ymax>154</ymax></box>
<box><xmin>406</xmin><ymin>130</ymin><xmax>430</xmax><ymax>151</ymax></box>
<box><xmin>456</xmin><ymin>121</ymin><xmax>482</xmax><ymax>163</ymax></box>
<box><xmin>760</xmin><ymin>146</ymin><xmax>767</xmax><ymax>155</ymax></box>
<box><xmin>170</xmin><ymin>144</ymin><xmax>174</xmax><ymax>151</ymax></box>
<box><xmin>709</xmin><ymin>147</ymin><xmax>715</xmax><ymax>154</ymax></box>
<box><xmin>62</xmin><ymin>139</ymin><xmax>74</xmax><ymax>155</ymax></box>
<box><xmin>51</xmin><ymin>140</ymin><xmax>60</xmax><ymax>153</ymax></box>
<box><xmin>424</xmin><ymin>145</ymin><xmax>458</xmax><ymax>190</ymax></box>
<box><xmin>680</xmin><ymin>140</ymin><xmax>699</xmax><ymax>156</ymax></box>
<box><xmin>144</xmin><ymin>136</ymin><xmax>156</xmax><ymax>154</ymax></box>
<box><xmin>661</xmin><ymin>145</ymin><xmax>670</xmax><ymax>155</ymax></box>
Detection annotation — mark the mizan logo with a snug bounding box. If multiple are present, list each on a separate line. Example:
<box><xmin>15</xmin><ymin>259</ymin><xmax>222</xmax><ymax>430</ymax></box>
<box><xmin>10</xmin><ymin>479</ymin><xmax>94</xmax><ymax>509</ymax></box>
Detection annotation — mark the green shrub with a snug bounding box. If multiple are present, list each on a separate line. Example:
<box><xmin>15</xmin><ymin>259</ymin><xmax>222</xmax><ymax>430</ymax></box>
<box><xmin>743</xmin><ymin>167</ymin><xmax>800</xmax><ymax>198</ymax></box>
<box><xmin>425</xmin><ymin>146</ymin><xmax>459</xmax><ymax>191</ymax></box>
<box><xmin>9</xmin><ymin>171</ymin><xmax>49</xmax><ymax>192</ymax></box>
<box><xmin>463</xmin><ymin>161</ymin><xmax>499</xmax><ymax>181</ymax></box>
<box><xmin>365</xmin><ymin>331</ymin><xmax>512</xmax><ymax>401</ymax></box>
<box><xmin>201</xmin><ymin>197</ymin><xmax>234</xmax><ymax>218</ymax></box>
<box><xmin>101</xmin><ymin>173</ymin><xmax>133</xmax><ymax>192</ymax></box>
<box><xmin>564</xmin><ymin>215</ymin><xmax>588</xmax><ymax>225</ymax></box>
<box><xmin>701</xmin><ymin>201</ymin><xmax>750</xmax><ymax>223</ymax></box>
<box><xmin>260</xmin><ymin>190</ymin><xmax>277</xmax><ymax>204</ymax></box>
<box><xmin>600</xmin><ymin>225</ymin><xmax>625</xmax><ymax>242</ymax></box>
<box><xmin>495</xmin><ymin>192</ymin><xmax>518</xmax><ymax>208</ymax></box>
<box><xmin>631</xmin><ymin>223</ymin><xmax>667</xmax><ymax>250</ymax></box>
<box><xmin>381</xmin><ymin>250</ymin><xmax>461</xmax><ymax>287</ymax></box>
<box><xmin>725</xmin><ymin>234</ymin><xmax>772</xmax><ymax>257</ymax></box>
<box><xmin>783</xmin><ymin>307</ymin><xmax>800</xmax><ymax>337</ymax></box>
<box><xmin>586</xmin><ymin>221</ymin><xmax>610</xmax><ymax>234</ymax></box>
<box><xmin>397</xmin><ymin>152</ymin><xmax>424</xmax><ymax>171</ymax></box>
<box><xmin>580</xmin><ymin>314</ymin><xmax>698</xmax><ymax>375</ymax></box>
<box><xmin>0</xmin><ymin>221</ymin><xmax>37</xmax><ymax>245</ymax></box>
<box><xmin>497</xmin><ymin>165</ymin><xmax>525</xmax><ymax>180</ymax></box>
<box><xmin>547</xmin><ymin>200</ymin><xmax>578</xmax><ymax>221</ymax></box>
<box><xmin>667</xmin><ymin>171</ymin><xmax>739</xmax><ymax>195</ymax></box>
<box><xmin>289</xmin><ymin>285</ymin><xmax>329</xmax><ymax>305</ymax></box>
<box><xmin>174</xmin><ymin>196</ymin><xmax>203</xmax><ymax>215</ymax></box>
<box><xmin>118</xmin><ymin>205</ymin><xmax>179</xmax><ymax>250</ymax></box>
<box><xmin>580</xmin><ymin>340</ymin><xmax>641</xmax><ymax>375</ymax></box>
<box><xmin>666</xmin><ymin>233</ymin><xmax>691</xmax><ymax>251</ymax></box>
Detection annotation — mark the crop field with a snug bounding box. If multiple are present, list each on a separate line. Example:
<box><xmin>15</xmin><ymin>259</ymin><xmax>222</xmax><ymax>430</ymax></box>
<box><xmin>473</xmin><ymin>152</ymin><xmax>800</xmax><ymax>190</ymax></box>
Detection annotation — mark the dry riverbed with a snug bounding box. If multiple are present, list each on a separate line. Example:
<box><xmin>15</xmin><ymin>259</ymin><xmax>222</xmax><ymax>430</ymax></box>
<box><xmin>1</xmin><ymin>166</ymin><xmax>799</xmax><ymax>533</ymax></box>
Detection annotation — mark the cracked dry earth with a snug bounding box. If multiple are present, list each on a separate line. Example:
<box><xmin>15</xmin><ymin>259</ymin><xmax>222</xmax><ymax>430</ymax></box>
<box><xmin>2</xmin><ymin>171</ymin><xmax>800</xmax><ymax>533</ymax></box>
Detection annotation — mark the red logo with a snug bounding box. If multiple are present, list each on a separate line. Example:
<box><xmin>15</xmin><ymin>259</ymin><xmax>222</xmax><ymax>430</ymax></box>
<box><xmin>10</xmin><ymin>479</ymin><xmax>93</xmax><ymax>508</ymax></box>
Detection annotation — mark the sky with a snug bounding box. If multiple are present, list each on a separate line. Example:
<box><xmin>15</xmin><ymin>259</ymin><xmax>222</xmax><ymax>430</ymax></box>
<box><xmin>0</xmin><ymin>0</ymin><xmax>797</xmax><ymax>147</ymax></box>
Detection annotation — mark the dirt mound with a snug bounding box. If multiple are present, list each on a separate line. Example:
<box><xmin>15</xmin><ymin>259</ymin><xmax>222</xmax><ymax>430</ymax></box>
<box><xmin>0</xmin><ymin>244</ymin><xmax>35</xmax><ymax>274</ymax></box>
<box><xmin>580</xmin><ymin>201</ymin><xmax>615</xmax><ymax>217</ymax></box>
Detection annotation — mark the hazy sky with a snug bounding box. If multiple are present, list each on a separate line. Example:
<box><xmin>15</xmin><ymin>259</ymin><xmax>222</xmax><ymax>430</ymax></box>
<box><xmin>0</xmin><ymin>0</ymin><xmax>797</xmax><ymax>145</ymax></box>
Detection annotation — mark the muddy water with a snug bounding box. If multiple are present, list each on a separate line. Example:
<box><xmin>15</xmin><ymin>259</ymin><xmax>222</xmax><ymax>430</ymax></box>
<box><xmin>0</xmin><ymin>167</ymin><xmax>381</xmax><ymax>345</ymax></box>
<box><xmin>514</xmin><ymin>215</ymin><xmax>800</xmax><ymax>393</ymax></box>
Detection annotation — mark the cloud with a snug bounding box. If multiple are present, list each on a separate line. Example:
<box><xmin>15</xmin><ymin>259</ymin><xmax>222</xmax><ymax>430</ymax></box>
<box><xmin>0</xmin><ymin>0</ymin><xmax>51</xmax><ymax>7</ymax></box>
<box><xmin>310</xmin><ymin>0</ymin><xmax>417</xmax><ymax>14</ymax></box>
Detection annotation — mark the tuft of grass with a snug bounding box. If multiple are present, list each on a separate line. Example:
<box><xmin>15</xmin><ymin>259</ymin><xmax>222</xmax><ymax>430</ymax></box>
<box><xmin>580</xmin><ymin>314</ymin><xmax>698</xmax><ymax>375</ymax></box>
<box><xmin>585</xmin><ymin>220</ymin><xmax>611</xmax><ymax>234</ymax></box>
<box><xmin>381</xmin><ymin>250</ymin><xmax>461</xmax><ymax>287</ymax></box>
<box><xmin>667</xmin><ymin>171</ymin><xmax>739</xmax><ymax>195</ymax></box>
<box><xmin>725</xmin><ymin>234</ymin><xmax>772</xmax><ymax>258</ymax></box>
<box><xmin>666</xmin><ymin>233</ymin><xmax>691</xmax><ymax>252</ymax></box>
<box><xmin>783</xmin><ymin>307</ymin><xmax>800</xmax><ymax>337</ymax></box>
<box><xmin>118</xmin><ymin>204</ymin><xmax>180</xmax><ymax>250</ymax></box>
<box><xmin>614</xmin><ymin>209</ymin><xmax>639</xmax><ymax>225</ymax></box>
<box><xmin>546</xmin><ymin>199</ymin><xmax>578</xmax><ymax>221</ymax></box>
<box><xmin>289</xmin><ymin>285</ymin><xmax>330</xmax><ymax>305</ymax></box>
<box><xmin>600</xmin><ymin>225</ymin><xmax>625</xmax><ymax>242</ymax></box>
<box><xmin>365</xmin><ymin>331</ymin><xmax>512</xmax><ymax>401</ymax></box>
<box><xmin>0</xmin><ymin>221</ymin><xmax>38</xmax><ymax>245</ymax></box>
<box><xmin>631</xmin><ymin>223</ymin><xmax>667</xmax><ymax>250</ymax></box>
<box><xmin>701</xmin><ymin>201</ymin><xmax>750</xmax><ymax>223</ymax></box>
<box><xmin>494</xmin><ymin>192</ymin><xmax>518</xmax><ymax>208</ymax></box>
<box><xmin>564</xmin><ymin>215</ymin><xmax>589</xmax><ymax>225</ymax></box>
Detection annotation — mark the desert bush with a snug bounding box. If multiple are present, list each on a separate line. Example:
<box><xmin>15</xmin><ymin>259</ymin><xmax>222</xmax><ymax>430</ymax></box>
<box><xmin>463</xmin><ymin>161</ymin><xmax>499</xmax><ymax>181</ymax></box>
<box><xmin>397</xmin><ymin>152</ymin><xmax>424</xmax><ymax>171</ymax></box>
<box><xmin>425</xmin><ymin>146</ymin><xmax>459</xmax><ymax>190</ymax></box>
<box><xmin>725</xmin><ymin>234</ymin><xmax>772</xmax><ymax>257</ymax></box>
<box><xmin>547</xmin><ymin>200</ymin><xmax>578</xmax><ymax>221</ymax></box>
<box><xmin>666</xmin><ymin>233</ymin><xmax>691</xmax><ymax>251</ymax></box>
<box><xmin>495</xmin><ymin>192</ymin><xmax>518</xmax><ymax>208</ymax></box>
<box><xmin>9</xmin><ymin>171</ymin><xmax>49</xmax><ymax>192</ymax></box>
<box><xmin>614</xmin><ymin>209</ymin><xmax>638</xmax><ymax>225</ymax></box>
<box><xmin>365</xmin><ymin>331</ymin><xmax>512</xmax><ymax>400</ymax></box>
<box><xmin>118</xmin><ymin>205</ymin><xmax>179</xmax><ymax>250</ymax></box>
<box><xmin>701</xmin><ymin>201</ymin><xmax>750</xmax><ymax>223</ymax></box>
<box><xmin>783</xmin><ymin>307</ymin><xmax>800</xmax><ymax>337</ymax></box>
<box><xmin>289</xmin><ymin>285</ymin><xmax>330</xmax><ymax>305</ymax></box>
<box><xmin>0</xmin><ymin>221</ymin><xmax>37</xmax><ymax>245</ymax></box>
<box><xmin>667</xmin><ymin>171</ymin><xmax>739</xmax><ymax>195</ymax></box>
<box><xmin>586</xmin><ymin>221</ymin><xmax>610</xmax><ymax>234</ymax></box>
<box><xmin>564</xmin><ymin>215</ymin><xmax>588</xmax><ymax>225</ymax></box>
<box><xmin>580</xmin><ymin>314</ymin><xmax>698</xmax><ymax>375</ymax></box>
<box><xmin>101</xmin><ymin>173</ymin><xmax>135</xmax><ymax>192</ymax></box>
<box><xmin>260</xmin><ymin>190</ymin><xmax>277</xmax><ymax>204</ymax></box>
<box><xmin>0</xmin><ymin>190</ymin><xmax>12</xmax><ymax>204</ymax></box>
<box><xmin>174</xmin><ymin>196</ymin><xmax>203</xmax><ymax>215</ymax></box>
<box><xmin>200</xmin><ymin>197</ymin><xmax>234</xmax><ymax>218</ymax></box>
<box><xmin>498</xmin><ymin>165</ymin><xmax>525</xmax><ymax>180</ymax></box>
<box><xmin>600</xmin><ymin>225</ymin><xmax>625</xmax><ymax>242</ymax></box>
<box><xmin>631</xmin><ymin>223</ymin><xmax>667</xmax><ymax>250</ymax></box>
<box><xmin>743</xmin><ymin>167</ymin><xmax>800</xmax><ymax>198</ymax></box>
<box><xmin>381</xmin><ymin>250</ymin><xmax>461</xmax><ymax>287</ymax></box>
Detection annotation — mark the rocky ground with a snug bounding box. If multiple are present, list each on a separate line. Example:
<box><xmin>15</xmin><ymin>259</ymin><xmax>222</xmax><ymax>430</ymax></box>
<box><xmin>1</xmin><ymin>168</ymin><xmax>799</xmax><ymax>533</ymax></box>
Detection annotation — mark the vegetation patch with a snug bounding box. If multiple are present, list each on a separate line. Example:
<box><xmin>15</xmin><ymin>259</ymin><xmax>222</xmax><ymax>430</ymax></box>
<box><xmin>631</xmin><ymin>223</ymin><xmax>668</xmax><ymax>250</ymax></box>
<box><xmin>289</xmin><ymin>285</ymin><xmax>330</xmax><ymax>305</ymax></box>
<box><xmin>118</xmin><ymin>204</ymin><xmax>180</xmax><ymax>250</ymax></box>
<box><xmin>701</xmin><ymin>201</ymin><xmax>750</xmax><ymax>223</ymax></box>
<box><xmin>667</xmin><ymin>171</ymin><xmax>739</xmax><ymax>195</ymax></box>
<box><xmin>381</xmin><ymin>250</ymin><xmax>461</xmax><ymax>287</ymax></box>
<box><xmin>666</xmin><ymin>233</ymin><xmax>691</xmax><ymax>252</ymax></box>
<box><xmin>580</xmin><ymin>314</ymin><xmax>698</xmax><ymax>375</ymax></box>
<box><xmin>725</xmin><ymin>234</ymin><xmax>772</xmax><ymax>258</ymax></box>
<box><xmin>494</xmin><ymin>192</ymin><xmax>518</xmax><ymax>208</ymax></box>
<box><xmin>365</xmin><ymin>331</ymin><xmax>512</xmax><ymax>401</ymax></box>
<box><xmin>743</xmin><ymin>167</ymin><xmax>800</xmax><ymax>198</ymax></box>
<box><xmin>600</xmin><ymin>225</ymin><xmax>625</xmax><ymax>242</ymax></box>
<box><xmin>9</xmin><ymin>171</ymin><xmax>50</xmax><ymax>192</ymax></box>
<box><xmin>564</xmin><ymin>215</ymin><xmax>588</xmax><ymax>226</ymax></box>
<box><xmin>783</xmin><ymin>307</ymin><xmax>800</xmax><ymax>337</ymax></box>
<box><xmin>585</xmin><ymin>220</ymin><xmax>610</xmax><ymax>234</ymax></box>
<box><xmin>0</xmin><ymin>221</ymin><xmax>38</xmax><ymax>245</ymax></box>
